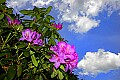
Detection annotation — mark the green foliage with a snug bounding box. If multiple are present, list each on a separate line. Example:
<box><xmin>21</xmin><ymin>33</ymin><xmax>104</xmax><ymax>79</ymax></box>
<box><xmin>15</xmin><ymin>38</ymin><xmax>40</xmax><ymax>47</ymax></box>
<box><xmin>0</xmin><ymin>14</ymin><xmax>4</xmax><ymax>20</ymax></box>
<box><xmin>0</xmin><ymin>1</ymin><xmax>79</xmax><ymax>80</ymax></box>
<box><xmin>30</xmin><ymin>50</ymin><xmax>38</xmax><ymax>67</ymax></box>
<box><xmin>0</xmin><ymin>0</ymin><xmax>6</xmax><ymax>4</ymax></box>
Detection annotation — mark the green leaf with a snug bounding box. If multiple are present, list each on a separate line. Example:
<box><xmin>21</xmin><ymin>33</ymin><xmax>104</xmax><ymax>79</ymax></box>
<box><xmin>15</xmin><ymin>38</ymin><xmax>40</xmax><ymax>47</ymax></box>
<box><xmin>30</xmin><ymin>50</ymin><xmax>38</xmax><ymax>67</ymax></box>
<box><xmin>41</xmin><ymin>73</ymin><xmax>47</xmax><ymax>80</ymax></box>
<box><xmin>39</xmin><ymin>75</ymin><xmax>43</xmax><ymax>80</ymax></box>
<box><xmin>7</xmin><ymin>66</ymin><xmax>16</xmax><ymax>80</ymax></box>
<box><xmin>30</xmin><ymin>21</ymin><xmax>34</xmax><ymax>27</ymax></box>
<box><xmin>0</xmin><ymin>0</ymin><xmax>6</xmax><ymax>4</ymax></box>
<box><xmin>6</xmin><ymin>8</ymin><xmax>13</xmax><ymax>14</ymax></box>
<box><xmin>48</xmin><ymin>38</ymin><xmax>56</xmax><ymax>45</ymax></box>
<box><xmin>14</xmin><ymin>25</ymin><xmax>23</xmax><ymax>31</ymax></box>
<box><xmin>17</xmin><ymin>43</ymin><xmax>27</xmax><ymax>48</ymax></box>
<box><xmin>43</xmin><ymin>27</ymin><xmax>48</xmax><ymax>35</ymax></box>
<box><xmin>44</xmin><ymin>23</ymin><xmax>49</xmax><ymax>27</ymax></box>
<box><xmin>17</xmin><ymin>64</ymin><xmax>22</xmax><ymax>77</ymax></box>
<box><xmin>23</xmin><ymin>50</ymin><xmax>30</xmax><ymax>57</ymax></box>
<box><xmin>19</xmin><ymin>10</ymin><xmax>33</xmax><ymax>15</ymax></box>
<box><xmin>33</xmin><ymin>67</ymin><xmax>37</xmax><ymax>74</ymax></box>
<box><xmin>0</xmin><ymin>52</ymin><xmax>7</xmax><ymax>58</ymax></box>
<box><xmin>0</xmin><ymin>52</ymin><xmax>11</xmax><ymax>58</ymax></box>
<box><xmin>0</xmin><ymin>14</ymin><xmax>4</xmax><ymax>20</ymax></box>
<box><xmin>46</xmin><ymin>6</ymin><xmax>52</xmax><ymax>14</ymax></box>
<box><xmin>51</xmin><ymin>68</ymin><xmax>57</xmax><ymax>78</ymax></box>
<box><xmin>4</xmin><ymin>77</ymin><xmax>7</xmax><ymax>80</ymax></box>
<box><xmin>44</xmin><ymin>17</ymin><xmax>50</xmax><ymax>23</ymax></box>
<box><xmin>47</xmin><ymin>15</ymin><xmax>54</xmax><ymax>20</ymax></box>
<box><xmin>60</xmin><ymin>65</ymin><xmax>65</xmax><ymax>71</ymax></box>
<box><xmin>58</xmin><ymin>70</ymin><xmax>64</xmax><ymax>80</ymax></box>
<box><xmin>45</xmin><ymin>55</ymin><xmax>51</xmax><ymax>59</ymax></box>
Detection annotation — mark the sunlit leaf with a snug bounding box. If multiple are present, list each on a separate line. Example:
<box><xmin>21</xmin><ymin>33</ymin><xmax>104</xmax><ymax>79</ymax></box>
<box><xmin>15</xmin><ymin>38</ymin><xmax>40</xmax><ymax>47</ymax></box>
<box><xmin>46</xmin><ymin>6</ymin><xmax>52</xmax><ymax>14</ymax></box>
<box><xmin>47</xmin><ymin>15</ymin><xmax>54</xmax><ymax>20</ymax></box>
<box><xmin>60</xmin><ymin>65</ymin><xmax>65</xmax><ymax>71</ymax></box>
<box><xmin>30</xmin><ymin>50</ymin><xmax>38</xmax><ymax>67</ymax></box>
<box><xmin>20</xmin><ymin>10</ymin><xmax>33</xmax><ymax>15</ymax></box>
<box><xmin>51</xmin><ymin>68</ymin><xmax>57</xmax><ymax>78</ymax></box>
<box><xmin>58</xmin><ymin>70</ymin><xmax>64</xmax><ymax>80</ymax></box>
<box><xmin>0</xmin><ymin>14</ymin><xmax>4</xmax><ymax>20</ymax></box>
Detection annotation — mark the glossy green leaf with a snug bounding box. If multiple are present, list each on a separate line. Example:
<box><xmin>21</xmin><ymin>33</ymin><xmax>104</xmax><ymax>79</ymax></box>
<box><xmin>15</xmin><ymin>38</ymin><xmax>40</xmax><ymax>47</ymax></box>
<box><xmin>30</xmin><ymin>50</ymin><xmax>38</xmax><ymax>67</ymax></box>
<box><xmin>43</xmin><ymin>28</ymin><xmax>48</xmax><ymax>35</ymax></box>
<box><xmin>46</xmin><ymin>6</ymin><xmax>52</xmax><ymax>14</ymax></box>
<box><xmin>17</xmin><ymin>64</ymin><xmax>22</xmax><ymax>77</ymax></box>
<box><xmin>30</xmin><ymin>21</ymin><xmax>34</xmax><ymax>27</ymax></box>
<box><xmin>19</xmin><ymin>10</ymin><xmax>33</xmax><ymax>15</ymax></box>
<box><xmin>0</xmin><ymin>14</ymin><xmax>4</xmax><ymax>20</ymax></box>
<box><xmin>7</xmin><ymin>66</ymin><xmax>16</xmax><ymax>80</ymax></box>
<box><xmin>45</xmin><ymin>55</ymin><xmax>51</xmax><ymax>59</ymax></box>
<box><xmin>45</xmin><ymin>17</ymin><xmax>50</xmax><ymax>23</ymax></box>
<box><xmin>0</xmin><ymin>0</ymin><xmax>6</xmax><ymax>4</ymax></box>
<box><xmin>60</xmin><ymin>65</ymin><xmax>65</xmax><ymax>71</ymax></box>
<box><xmin>58</xmin><ymin>70</ymin><xmax>64</xmax><ymax>80</ymax></box>
<box><xmin>51</xmin><ymin>68</ymin><xmax>57</xmax><ymax>78</ymax></box>
<box><xmin>33</xmin><ymin>67</ymin><xmax>37</xmax><ymax>74</ymax></box>
<box><xmin>47</xmin><ymin>15</ymin><xmax>54</xmax><ymax>20</ymax></box>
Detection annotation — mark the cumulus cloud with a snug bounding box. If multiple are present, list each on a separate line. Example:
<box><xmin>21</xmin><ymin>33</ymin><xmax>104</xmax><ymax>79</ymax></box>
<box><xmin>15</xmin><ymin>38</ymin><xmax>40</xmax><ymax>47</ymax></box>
<box><xmin>53</xmin><ymin>0</ymin><xmax>120</xmax><ymax>33</ymax></box>
<box><xmin>32</xmin><ymin>0</ymin><xmax>55</xmax><ymax>7</ymax></box>
<box><xmin>6</xmin><ymin>0</ymin><xmax>120</xmax><ymax>33</ymax></box>
<box><xmin>6</xmin><ymin>0</ymin><xmax>30</xmax><ymax>9</ymax></box>
<box><xmin>69</xmin><ymin>16</ymin><xmax>100</xmax><ymax>33</ymax></box>
<box><xmin>77</xmin><ymin>49</ymin><xmax>120</xmax><ymax>76</ymax></box>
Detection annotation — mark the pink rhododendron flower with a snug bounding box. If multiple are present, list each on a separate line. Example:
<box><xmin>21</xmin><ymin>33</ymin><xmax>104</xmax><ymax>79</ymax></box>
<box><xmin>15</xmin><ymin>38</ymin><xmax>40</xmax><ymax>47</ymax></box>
<box><xmin>6</xmin><ymin>16</ymin><xmax>21</xmax><ymax>25</ymax></box>
<box><xmin>51</xmin><ymin>23</ymin><xmax>62</xmax><ymax>30</ymax></box>
<box><xmin>49</xmin><ymin>41</ymin><xmax>78</xmax><ymax>72</ymax></box>
<box><xmin>19</xmin><ymin>29</ymin><xmax>43</xmax><ymax>46</ymax></box>
<box><xmin>32</xmin><ymin>31</ymin><xmax>43</xmax><ymax>46</ymax></box>
<box><xmin>49</xmin><ymin>53</ymin><xmax>66</xmax><ymax>69</ymax></box>
<box><xmin>19</xmin><ymin>29</ymin><xmax>33</xmax><ymax>42</ymax></box>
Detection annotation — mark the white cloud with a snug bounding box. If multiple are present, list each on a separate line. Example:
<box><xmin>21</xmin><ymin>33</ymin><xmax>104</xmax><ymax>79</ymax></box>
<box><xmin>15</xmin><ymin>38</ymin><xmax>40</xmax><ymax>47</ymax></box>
<box><xmin>53</xmin><ymin>0</ymin><xmax>120</xmax><ymax>33</ymax></box>
<box><xmin>6</xmin><ymin>0</ymin><xmax>29</xmax><ymax>9</ymax></box>
<box><xmin>6</xmin><ymin>0</ymin><xmax>120</xmax><ymax>33</ymax></box>
<box><xmin>69</xmin><ymin>16</ymin><xmax>100</xmax><ymax>33</ymax></box>
<box><xmin>32</xmin><ymin>0</ymin><xmax>55</xmax><ymax>7</ymax></box>
<box><xmin>77</xmin><ymin>49</ymin><xmax>120</xmax><ymax>76</ymax></box>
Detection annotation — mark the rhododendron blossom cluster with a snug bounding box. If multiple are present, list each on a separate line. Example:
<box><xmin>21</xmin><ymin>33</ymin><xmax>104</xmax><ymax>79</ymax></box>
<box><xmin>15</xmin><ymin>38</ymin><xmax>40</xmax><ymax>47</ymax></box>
<box><xmin>6</xmin><ymin>16</ymin><xmax>21</xmax><ymax>25</ymax></box>
<box><xmin>51</xmin><ymin>23</ymin><xmax>62</xmax><ymax>30</ymax></box>
<box><xmin>19</xmin><ymin>29</ymin><xmax>43</xmax><ymax>46</ymax></box>
<box><xmin>49</xmin><ymin>41</ymin><xmax>78</xmax><ymax>72</ymax></box>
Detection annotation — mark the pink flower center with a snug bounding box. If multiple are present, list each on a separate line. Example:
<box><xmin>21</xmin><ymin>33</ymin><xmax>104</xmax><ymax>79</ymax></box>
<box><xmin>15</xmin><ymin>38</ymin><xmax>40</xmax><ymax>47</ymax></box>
<box><xmin>25</xmin><ymin>32</ymin><xmax>29</xmax><ymax>39</ymax></box>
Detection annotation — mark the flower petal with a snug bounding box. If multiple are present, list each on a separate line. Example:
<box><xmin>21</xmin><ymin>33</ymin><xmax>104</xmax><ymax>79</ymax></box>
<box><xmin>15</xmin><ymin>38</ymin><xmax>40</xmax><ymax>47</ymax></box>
<box><xmin>54</xmin><ymin>62</ymin><xmax>60</xmax><ymax>69</ymax></box>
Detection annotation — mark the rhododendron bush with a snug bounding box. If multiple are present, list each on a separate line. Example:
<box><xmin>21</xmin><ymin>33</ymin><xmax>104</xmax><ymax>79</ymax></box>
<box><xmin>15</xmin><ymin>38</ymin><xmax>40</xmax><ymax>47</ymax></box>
<box><xmin>0</xmin><ymin>0</ymin><xmax>79</xmax><ymax>80</ymax></box>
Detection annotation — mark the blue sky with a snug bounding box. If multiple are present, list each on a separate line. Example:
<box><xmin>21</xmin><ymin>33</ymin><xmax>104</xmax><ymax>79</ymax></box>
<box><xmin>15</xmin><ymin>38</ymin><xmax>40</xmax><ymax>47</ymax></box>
<box><xmin>6</xmin><ymin>0</ymin><xmax>120</xmax><ymax>80</ymax></box>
